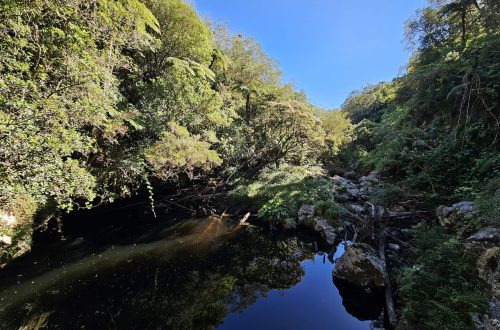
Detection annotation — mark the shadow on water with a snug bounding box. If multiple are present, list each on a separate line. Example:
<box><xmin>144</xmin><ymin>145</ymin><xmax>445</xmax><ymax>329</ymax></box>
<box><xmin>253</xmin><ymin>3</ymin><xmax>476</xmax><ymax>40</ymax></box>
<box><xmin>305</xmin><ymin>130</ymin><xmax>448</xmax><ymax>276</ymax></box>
<box><xmin>0</xmin><ymin>215</ymin><xmax>384</xmax><ymax>329</ymax></box>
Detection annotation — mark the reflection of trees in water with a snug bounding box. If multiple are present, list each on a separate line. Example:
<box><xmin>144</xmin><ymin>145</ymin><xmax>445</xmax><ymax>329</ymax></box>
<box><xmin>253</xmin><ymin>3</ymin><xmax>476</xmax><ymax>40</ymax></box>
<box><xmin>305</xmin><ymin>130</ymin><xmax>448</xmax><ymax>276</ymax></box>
<box><xmin>1</xmin><ymin>224</ymin><xmax>315</xmax><ymax>329</ymax></box>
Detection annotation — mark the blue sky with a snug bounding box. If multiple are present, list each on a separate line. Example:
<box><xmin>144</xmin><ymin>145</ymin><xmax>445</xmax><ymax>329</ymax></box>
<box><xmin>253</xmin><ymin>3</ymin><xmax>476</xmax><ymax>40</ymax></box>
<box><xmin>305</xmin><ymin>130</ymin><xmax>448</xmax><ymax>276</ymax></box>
<box><xmin>193</xmin><ymin>0</ymin><xmax>428</xmax><ymax>109</ymax></box>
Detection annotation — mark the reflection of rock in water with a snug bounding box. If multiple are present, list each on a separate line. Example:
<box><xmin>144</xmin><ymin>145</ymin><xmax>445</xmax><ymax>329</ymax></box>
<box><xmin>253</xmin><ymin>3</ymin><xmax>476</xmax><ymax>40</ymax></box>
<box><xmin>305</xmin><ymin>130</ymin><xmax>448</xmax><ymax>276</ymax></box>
<box><xmin>332</xmin><ymin>276</ymin><xmax>384</xmax><ymax>321</ymax></box>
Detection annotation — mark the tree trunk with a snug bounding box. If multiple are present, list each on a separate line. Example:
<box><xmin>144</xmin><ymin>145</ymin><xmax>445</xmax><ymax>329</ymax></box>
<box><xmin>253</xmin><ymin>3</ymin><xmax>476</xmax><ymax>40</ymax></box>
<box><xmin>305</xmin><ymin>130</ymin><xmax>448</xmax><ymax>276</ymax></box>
<box><xmin>461</xmin><ymin>9</ymin><xmax>467</xmax><ymax>48</ymax></box>
<box><xmin>245</xmin><ymin>93</ymin><xmax>251</xmax><ymax>122</ymax></box>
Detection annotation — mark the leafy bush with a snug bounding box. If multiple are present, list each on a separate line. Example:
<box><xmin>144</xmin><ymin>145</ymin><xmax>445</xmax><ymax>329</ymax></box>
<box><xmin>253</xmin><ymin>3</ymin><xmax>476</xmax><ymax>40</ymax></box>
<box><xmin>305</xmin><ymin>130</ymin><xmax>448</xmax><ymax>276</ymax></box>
<box><xmin>398</xmin><ymin>226</ymin><xmax>489</xmax><ymax>330</ymax></box>
<box><xmin>257</xmin><ymin>198</ymin><xmax>289</xmax><ymax>224</ymax></box>
<box><xmin>475</xmin><ymin>178</ymin><xmax>500</xmax><ymax>228</ymax></box>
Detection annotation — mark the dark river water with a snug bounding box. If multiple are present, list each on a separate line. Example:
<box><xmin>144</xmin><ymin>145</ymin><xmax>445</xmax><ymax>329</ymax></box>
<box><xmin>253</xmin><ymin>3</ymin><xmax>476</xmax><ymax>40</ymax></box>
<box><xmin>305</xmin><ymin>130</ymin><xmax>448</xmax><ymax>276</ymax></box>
<box><xmin>0</xmin><ymin>216</ymin><xmax>384</xmax><ymax>329</ymax></box>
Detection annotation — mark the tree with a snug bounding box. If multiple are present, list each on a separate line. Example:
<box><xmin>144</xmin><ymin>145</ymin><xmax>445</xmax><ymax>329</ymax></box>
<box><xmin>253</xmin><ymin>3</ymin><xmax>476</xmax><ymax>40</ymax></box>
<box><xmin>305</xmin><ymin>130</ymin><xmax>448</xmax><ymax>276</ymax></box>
<box><xmin>0</xmin><ymin>0</ymin><xmax>159</xmax><ymax>212</ymax></box>
<box><xmin>254</xmin><ymin>100</ymin><xmax>325</xmax><ymax>167</ymax></box>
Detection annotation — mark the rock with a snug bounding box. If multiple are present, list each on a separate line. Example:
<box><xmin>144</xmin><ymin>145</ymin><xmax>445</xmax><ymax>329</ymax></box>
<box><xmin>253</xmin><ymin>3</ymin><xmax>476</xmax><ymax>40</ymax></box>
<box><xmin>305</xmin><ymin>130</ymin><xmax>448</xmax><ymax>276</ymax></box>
<box><xmin>349</xmin><ymin>204</ymin><xmax>365</xmax><ymax>213</ymax></box>
<box><xmin>387</xmin><ymin>243</ymin><xmax>400</xmax><ymax>252</ymax></box>
<box><xmin>311</xmin><ymin>217</ymin><xmax>337</xmax><ymax>246</ymax></box>
<box><xmin>0</xmin><ymin>235</ymin><xmax>12</xmax><ymax>245</ymax></box>
<box><xmin>297</xmin><ymin>204</ymin><xmax>315</xmax><ymax>226</ymax></box>
<box><xmin>358</xmin><ymin>171</ymin><xmax>380</xmax><ymax>186</ymax></box>
<box><xmin>437</xmin><ymin>201</ymin><xmax>477</xmax><ymax>232</ymax></box>
<box><xmin>333</xmin><ymin>243</ymin><xmax>385</xmax><ymax>288</ymax></box>
<box><xmin>297</xmin><ymin>205</ymin><xmax>337</xmax><ymax>246</ymax></box>
<box><xmin>332</xmin><ymin>175</ymin><xmax>355</xmax><ymax>188</ymax></box>
<box><xmin>467</xmin><ymin>228</ymin><xmax>500</xmax><ymax>245</ymax></box>
<box><xmin>347</xmin><ymin>188</ymin><xmax>363</xmax><ymax>199</ymax></box>
<box><xmin>0</xmin><ymin>211</ymin><xmax>16</xmax><ymax>227</ymax></box>
<box><xmin>281</xmin><ymin>218</ymin><xmax>297</xmax><ymax>230</ymax></box>
<box><xmin>344</xmin><ymin>171</ymin><xmax>357</xmax><ymax>180</ymax></box>
<box><xmin>399</xmin><ymin>229</ymin><xmax>412</xmax><ymax>241</ymax></box>
<box><xmin>477</xmin><ymin>247</ymin><xmax>500</xmax><ymax>297</ymax></box>
<box><xmin>465</xmin><ymin>227</ymin><xmax>500</xmax><ymax>262</ymax></box>
<box><xmin>334</xmin><ymin>193</ymin><xmax>352</xmax><ymax>203</ymax></box>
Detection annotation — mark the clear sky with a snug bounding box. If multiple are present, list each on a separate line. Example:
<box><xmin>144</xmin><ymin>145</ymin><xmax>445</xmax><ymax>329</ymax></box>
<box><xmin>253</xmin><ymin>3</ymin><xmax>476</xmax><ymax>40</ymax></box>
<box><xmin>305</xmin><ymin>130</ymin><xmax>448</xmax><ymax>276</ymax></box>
<box><xmin>193</xmin><ymin>0</ymin><xmax>428</xmax><ymax>109</ymax></box>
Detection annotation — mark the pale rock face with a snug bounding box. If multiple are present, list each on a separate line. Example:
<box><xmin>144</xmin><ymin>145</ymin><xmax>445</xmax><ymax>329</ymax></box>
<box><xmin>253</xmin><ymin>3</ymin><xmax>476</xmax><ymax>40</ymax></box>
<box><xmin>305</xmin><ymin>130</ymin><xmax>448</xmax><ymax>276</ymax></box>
<box><xmin>297</xmin><ymin>205</ymin><xmax>337</xmax><ymax>246</ymax></box>
<box><xmin>0</xmin><ymin>235</ymin><xmax>12</xmax><ymax>246</ymax></box>
<box><xmin>333</xmin><ymin>243</ymin><xmax>385</xmax><ymax>288</ymax></box>
<box><xmin>0</xmin><ymin>211</ymin><xmax>17</xmax><ymax>227</ymax></box>
<box><xmin>297</xmin><ymin>204</ymin><xmax>315</xmax><ymax>226</ymax></box>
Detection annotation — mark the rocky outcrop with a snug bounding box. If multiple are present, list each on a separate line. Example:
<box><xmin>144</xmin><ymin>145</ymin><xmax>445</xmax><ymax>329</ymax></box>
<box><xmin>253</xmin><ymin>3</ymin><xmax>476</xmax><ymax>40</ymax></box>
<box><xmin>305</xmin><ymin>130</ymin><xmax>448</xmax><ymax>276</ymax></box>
<box><xmin>466</xmin><ymin>228</ymin><xmax>500</xmax><ymax>329</ymax></box>
<box><xmin>466</xmin><ymin>228</ymin><xmax>500</xmax><ymax>295</ymax></box>
<box><xmin>332</xmin><ymin>171</ymin><xmax>380</xmax><ymax>204</ymax></box>
<box><xmin>333</xmin><ymin>243</ymin><xmax>385</xmax><ymax>288</ymax></box>
<box><xmin>467</xmin><ymin>227</ymin><xmax>500</xmax><ymax>246</ymax></box>
<box><xmin>297</xmin><ymin>205</ymin><xmax>337</xmax><ymax>246</ymax></box>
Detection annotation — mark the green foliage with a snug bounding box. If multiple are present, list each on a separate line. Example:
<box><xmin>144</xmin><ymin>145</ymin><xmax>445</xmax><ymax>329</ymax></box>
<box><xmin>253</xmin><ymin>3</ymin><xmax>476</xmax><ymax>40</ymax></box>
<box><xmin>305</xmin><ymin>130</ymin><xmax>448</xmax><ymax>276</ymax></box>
<box><xmin>316</xmin><ymin>109</ymin><xmax>355</xmax><ymax>170</ymax></box>
<box><xmin>0</xmin><ymin>0</ymin><xmax>159</xmax><ymax>214</ymax></box>
<box><xmin>369</xmin><ymin>183</ymin><xmax>405</xmax><ymax>207</ymax></box>
<box><xmin>230</xmin><ymin>164</ymin><xmax>334</xmax><ymax>220</ymax></box>
<box><xmin>475</xmin><ymin>178</ymin><xmax>500</xmax><ymax>227</ymax></box>
<box><xmin>1</xmin><ymin>0</ymin><xmax>335</xmax><ymax>249</ymax></box>
<box><xmin>313</xmin><ymin>200</ymin><xmax>342</xmax><ymax>227</ymax></box>
<box><xmin>253</xmin><ymin>100</ymin><xmax>325</xmax><ymax>167</ymax></box>
<box><xmin>145</xmin><ymin>122</ymin><xmax>222</xmax><ymax>180</ymax></box>
<box><xmin>398</xmin><ymin>226</ymin><xmax>489</xmax><ymax>330</ymax></box>
<box><xmin>257</xmin><ymin>197</ymin><xmax>289</xmax><ymax>224</ymax></box>
<box><xmin>342</xmin><ymin>82</ymin><xmax>397</xmax><ymax>124</ymax></box>
<box><xmin>347</xmin><ymin>0</ymin><xmax>500</xmax><ymax>204</ymax></box>
<box><xmin>142</xmin><ymin>0</ymin><xmax>214</xmax><ymax>67</ymax></box>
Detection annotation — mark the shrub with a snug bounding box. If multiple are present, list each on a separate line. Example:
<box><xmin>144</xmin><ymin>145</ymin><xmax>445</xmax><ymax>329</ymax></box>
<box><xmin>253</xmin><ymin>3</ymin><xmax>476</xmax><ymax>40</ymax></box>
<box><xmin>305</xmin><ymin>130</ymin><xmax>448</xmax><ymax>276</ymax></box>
<box><xmin>257</xmin><ymin>197</ymin><xmax>289</xmax><ymax>225</ymax></box>
<box><xmin>475</xmin><ymin>178</ymin><xmax>500</xmax><ymax>228</ymax></box>
<box><xmin>314</xmin><ymin>200</ymin><xmax>342</xmax><ymax>227</ymax></box>
<box><xmin>230</xmin><ymin>164</ymin><xmax>334</xmax><ymax>221</ymax></box>
<box><xmin>398</xmin><ymin>226</ymin><xmax>489</xmax><ymax>330</ymax></box>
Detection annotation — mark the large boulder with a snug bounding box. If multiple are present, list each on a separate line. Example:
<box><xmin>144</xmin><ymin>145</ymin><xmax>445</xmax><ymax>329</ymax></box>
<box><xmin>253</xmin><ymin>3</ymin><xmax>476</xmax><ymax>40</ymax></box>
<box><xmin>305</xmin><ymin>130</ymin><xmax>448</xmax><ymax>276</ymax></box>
<box><xmin>297</xmin><ymin>204</ymin><xmax>315</xmax><ymax>227</ymax></box>
<box><xmin>466</xmin><ymin>228</ymin><xmax>500</xmax><ymax>297</ymax></box>
<box><xmin>333</xmin><ymin>243</ymin><xmax>385</xmax><ymax>288</ymax></box>
<box><xmin>466</xmin><ymin>227</ymin><xmax>500</xmax><ymax>327</ymax></box>
<box><xmin>477</xmin><ymin>247</ymin><xmax>500</xmax><ymax>296</ymax></box>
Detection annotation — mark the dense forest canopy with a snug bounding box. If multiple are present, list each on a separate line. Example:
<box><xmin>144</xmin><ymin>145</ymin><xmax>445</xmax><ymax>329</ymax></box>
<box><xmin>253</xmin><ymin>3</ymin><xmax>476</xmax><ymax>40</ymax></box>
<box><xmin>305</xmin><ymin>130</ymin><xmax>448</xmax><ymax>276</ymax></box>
<box><xmin>0</xmin><ymin>0</ymin><xmax>352</xmax><ymax>251</ymax></box>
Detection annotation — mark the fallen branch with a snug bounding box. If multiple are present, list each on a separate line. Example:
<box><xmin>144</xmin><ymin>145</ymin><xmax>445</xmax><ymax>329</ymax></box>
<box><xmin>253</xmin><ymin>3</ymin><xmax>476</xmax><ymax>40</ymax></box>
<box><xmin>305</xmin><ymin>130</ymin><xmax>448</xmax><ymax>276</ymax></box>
<box><xmin>239</xmin><ymin>212</ymin><xmax>251</xmax><ymax>225</ymax></box>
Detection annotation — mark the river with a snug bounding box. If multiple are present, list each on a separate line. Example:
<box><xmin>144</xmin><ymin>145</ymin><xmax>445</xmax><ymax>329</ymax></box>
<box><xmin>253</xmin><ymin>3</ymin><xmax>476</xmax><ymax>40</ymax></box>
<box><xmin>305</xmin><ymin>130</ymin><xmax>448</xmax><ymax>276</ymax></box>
<box><xmin>0</xmin><ymin>214</ymin><xmax>384</xmax><ymax>329</ymax></box>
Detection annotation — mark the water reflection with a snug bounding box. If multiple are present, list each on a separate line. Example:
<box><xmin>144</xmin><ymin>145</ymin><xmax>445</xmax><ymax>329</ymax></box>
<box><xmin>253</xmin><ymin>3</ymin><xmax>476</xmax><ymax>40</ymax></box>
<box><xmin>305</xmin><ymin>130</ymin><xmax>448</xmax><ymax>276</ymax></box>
<box><xmin>0</xmin><ymin>219</ymin><xmax>382</xmax><ymax>329</ymax></box>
